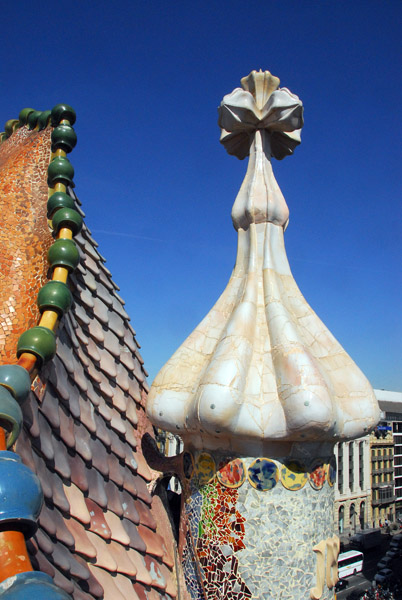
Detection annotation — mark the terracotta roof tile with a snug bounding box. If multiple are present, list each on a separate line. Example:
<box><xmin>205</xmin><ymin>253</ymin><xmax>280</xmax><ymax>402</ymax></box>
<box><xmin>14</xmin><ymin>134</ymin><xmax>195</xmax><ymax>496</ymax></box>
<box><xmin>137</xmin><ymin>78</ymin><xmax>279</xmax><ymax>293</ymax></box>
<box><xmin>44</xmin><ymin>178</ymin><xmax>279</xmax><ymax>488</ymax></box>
<box><xmin>93</xmin><ymin>297</ymin><xmax>109</xmax><ymax>326</ymax></box>
<box><xmin>108</xmin><ymin>428</ymin><xmax>126</xmax><ymax>460</ymax></box>
<box><xmin>144</xmin><ymin>555</ymin><xmax>166</xmax><ymax>590</ymax></box>
<box><xmin>87</xmin><ymin>565</ymin><xmax>126</xmax><ymax>600</ymax></box>
<box><xmin>56</xmin><ymin>336</ymin><xmax>75</xmax><ymax>375</ymax></box>
<box><xmin>136</xmin><ymin>500</ymin><xmax>157</xmax><ymax>531</ymax></box>
<box><xmin>40</xmin><ymin>386</ymin><xmax>61</xmax><ymax>428</ymax></box>
<box><xmin>121</xmin><ymin>520</ymin><xmax>146</xmax><ymax>553</ymax></box>
<box><xmin>1</xmin><ymin>129</ymin><xmax>178</xmax><ymax>599</ymax></box>
<box><xmin>38</xmin><ymin>503</ymin><xmax>57</xmax><ymax>537</ymax></box>
<box><xmin>51</xmin><ymin>473</ymin><xmax>71</xmax><ymax>513</ymax></box>
<box><xmin>74</xmin><ymin>421</ymin><xmax>93</xmax><ymax>462</ymax></box>
<box><xmin>75</xmin><ymin>326</ymin><xmax>90</xmax><ymax>347</ymax></box>
<box><xmin>83</xmin><ymin>253</ymin><xmax>100</xmax><ymax>277</ymax></box>
<box><xmin>127</xmin><ymin>550</ymin><xmax>152</xmax><ymax>586</ymax></box>
<box><xmin>122</xmin><ymin>467</ymin><xmax>138</xmax><ymax>496</ymax></box>
<box><xmin>103</xmin><ymin>510</ymin><xmax>131</xmax><ymax>546</ymax></box>
<box><xmin>133</xmin><ymin>450</ymin><xmax>152</xmax><ymax>481</ymax></box>
<box><xmin>158</xmin><ymin>564</ymin><xmax>177</xmax><ymax>598</ymax></box>
<box><xmin>104</xmin><ymin>481</ymin><xmax>124</xmax><ymax>517</ymax></box>
<box><xmin>35</xmin><ymin>528</ymin><xmax>54</xmax><ymax>555</ymax></box>
<box><xmin>77</xmin><ymin>269</ymin><xmax>97</xmax><ymax>293</ymax></box>
<box><xmin>86</xmin><ymin>467</ymin><xmax>109</xmax><ymax>508</ymax></box>
<box><xmin>54</xmin><ymin>449</ymin><xmax>72</xmax><ymax>481</ymax></box>
<box><xmin>31</xmin><ymin>548</ymin><xmax>56</xmax><ymax>578</ymax></box>
<box><xmin>86</xmin><ymin>532</ymin><xmax>117</xmax><ymax>572</ymax></box>
<box><xmin>114</xmin><ymin>573</ymin><xmax>140</xmax><ymax>599</ymax></box>
<box><xmin>81</xmin><ymin>564</ymin><xmax>104</xmax><ymax>598</ymax></box>
<box><xmin>63</xmin><ymin>483</ymin><xmax>91</xmax><ymax>525</ymax></box>
<box><xmin>85</xmin><ymin>379</ymin><xmax>101</xmax><ymax>407</ymax></box>
<box><xmin>126</xmin><ymin>396</ymin><xmax>140</xmax><ymax>424</ymax></box>
<box><xmin>93</xmin><ymin>416</ymin><xmax>112</xmax><ymax>449</ymax></box>
<box><xmin>15</xmin><ymin>431</ymin><xmax>36</xmax><ymax>472</ymax></box>
<box><xmin>34</xmin><ymin>413</ymin><xmax>54</xmax><ymax>460</ymax></box>
<box><xmin>135</xmin><ymin>475</ymin><xmax>152</xmax><ymax>505</ymax></box>
<box><xmin>107</xmin><ymin>310</ymin><xmax>124</xmax><ymax>336</ymax></box>
<box><xmin>97</xmin><ymin>372</ymin><xmax>114</xmax><ymax>400</ymax></box>
<box><xmin>88</xmin><ymin>317</ymin><xmax>105</xmax><ymax>344</ymax></box>
<box><xmin>110</xmin><ymin>386</ymin><xmax>128</xmax><ymax>414</ymax></box>
<box><xmin>110</xmin><ymin>409</ymin><xmax>127</xmax><ymax>437</ymax></box>
<box><xmin>32</xmin><ymin>453</ymin><xmax>52</xmax><ymax>499</ymax></box>
<box><xmin>109</xmin><ymin>540</ymin><xmax>137</xmax><ymax>576</ymax></box>
<box><xmin>75</xmin><ymin>302</ymin><xmax>91</xmax><ymax>327</ymax></box>
<box><xmin>138</xmin><ymin>525</ymin><xmax>165</xmax><ymax>559</ymax></box>
<box><xmin>58</xmin><ymin>404</ymin><xmax>76</xmax><ymax>448</ymax></box>
<box><xmin>119</xmin><ymin>347</ymin><xmax>136</xmax><ymax>370</ymax></box>
<box><xmin>53</xmin><ymin>564</ymin><xmax>76</xmax><ymax>594</ymax></box>
<box><xmin>115</xmin><ymin>362</ymin><xmax>130</xmax><ymax>393</ymax></box>
<box><xmin>79</xmin><ymin>396</ymin><xmax>97</xmax><ymax>434</ymax></box>
<box><xmin>23</xmin><ymin>396</ymin><xmax>40</xmax><ymax>437</ymax></box>
<box><xmin>68</xmin><ymin>453</ymin><xmax>89</xmax><ymax>493</ymax></box>
<box><xmin>89</xmin><ymin>438</ymin><xmax>109</xmax><ymax>477</ymax></box>
<box><xmin>107</xmin><ymin>454</ymin><xmax>125</xmax><ymax>488</ymax></box>
<box><xmin>71</xmin><ymin>361</ymin><xmax>89</xmax><ymax>393</ymax></box>
<box><xmin>64</xmin><ymin>517</ymin><xmax>97</xmax><ymax>559</ymax></box>
<box><xmin>52</xmin><ymin>539</ymin><xmax>74</xmax><ymax>572</ymax></box>
<box><xmin>85</xmin><ymin>498</ymin><xmax>112</xmax><ymax>541</ymax></box>
<box><xmin>98</xmin><ymin>347</ymin><xmax>118</xmax><ymax>378</ymax></box>
<box><xmin>101</xmin><ymin>330</ymin><xmax>120</xmax><ymax>360</ymax></box>
<box><xmin>124</xmin><ymin>423</ymin><xmax>138</xmax><ymax>449</ymax></box>
<box><xmin>87</xmin><ymin>361</ymin><xmax>102</xmax><ymax>384</ymax></box>
<box><xmin>120</xmin><ymin>491</ymin><xmax>140</xmax><ymax>524</ymax></box>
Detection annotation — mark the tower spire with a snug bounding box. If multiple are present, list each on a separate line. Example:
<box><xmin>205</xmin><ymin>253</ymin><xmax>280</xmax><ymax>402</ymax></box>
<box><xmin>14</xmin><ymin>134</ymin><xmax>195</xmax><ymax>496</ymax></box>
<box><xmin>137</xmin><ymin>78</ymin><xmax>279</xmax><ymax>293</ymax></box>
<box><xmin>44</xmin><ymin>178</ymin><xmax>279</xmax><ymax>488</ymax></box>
<box><xmin>147</xmin><ymin>70</ymin><xmax>379</xmax><ymax>599</ymax></box>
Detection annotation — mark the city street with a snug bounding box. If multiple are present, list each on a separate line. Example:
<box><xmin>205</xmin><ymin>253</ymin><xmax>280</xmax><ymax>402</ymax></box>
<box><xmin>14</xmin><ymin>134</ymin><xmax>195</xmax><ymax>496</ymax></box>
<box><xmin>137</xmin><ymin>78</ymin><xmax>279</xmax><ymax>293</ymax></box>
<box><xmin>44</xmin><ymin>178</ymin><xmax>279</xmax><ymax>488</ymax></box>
<box><xmin>337</xmin><ymin>535</ymin><xmax>401</xmax><ymax>599</ymax></box>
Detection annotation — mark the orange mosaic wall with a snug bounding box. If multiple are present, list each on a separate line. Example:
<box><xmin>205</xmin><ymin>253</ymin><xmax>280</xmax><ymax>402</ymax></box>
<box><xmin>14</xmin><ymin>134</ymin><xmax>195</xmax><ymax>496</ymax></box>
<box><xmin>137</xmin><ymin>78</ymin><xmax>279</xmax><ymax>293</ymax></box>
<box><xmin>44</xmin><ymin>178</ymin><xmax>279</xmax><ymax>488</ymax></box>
<box><xmin>0</xmin><ymin>126</ymin><xmax>52</xmax><ymax>364</ymax></box>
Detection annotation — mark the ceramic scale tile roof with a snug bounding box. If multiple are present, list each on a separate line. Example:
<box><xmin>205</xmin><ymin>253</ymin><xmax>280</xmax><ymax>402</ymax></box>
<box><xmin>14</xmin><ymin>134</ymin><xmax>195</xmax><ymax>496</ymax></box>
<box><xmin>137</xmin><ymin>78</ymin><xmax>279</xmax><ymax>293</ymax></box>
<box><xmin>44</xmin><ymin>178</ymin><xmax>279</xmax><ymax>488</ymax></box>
<box><xmin>0</xmin><ymin>108</ymin><xmax>180</xmax><ymax>599</ymax></box>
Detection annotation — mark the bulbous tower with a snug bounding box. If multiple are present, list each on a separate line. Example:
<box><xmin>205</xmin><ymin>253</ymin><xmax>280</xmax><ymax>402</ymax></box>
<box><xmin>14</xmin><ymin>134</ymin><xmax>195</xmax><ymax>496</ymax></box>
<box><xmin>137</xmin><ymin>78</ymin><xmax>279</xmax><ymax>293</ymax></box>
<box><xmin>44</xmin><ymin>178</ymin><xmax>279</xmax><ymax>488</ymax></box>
<box><xmin>147</xmin><ymin>70</ymin><xmax>380</xmax><ymax>600</ymax></box>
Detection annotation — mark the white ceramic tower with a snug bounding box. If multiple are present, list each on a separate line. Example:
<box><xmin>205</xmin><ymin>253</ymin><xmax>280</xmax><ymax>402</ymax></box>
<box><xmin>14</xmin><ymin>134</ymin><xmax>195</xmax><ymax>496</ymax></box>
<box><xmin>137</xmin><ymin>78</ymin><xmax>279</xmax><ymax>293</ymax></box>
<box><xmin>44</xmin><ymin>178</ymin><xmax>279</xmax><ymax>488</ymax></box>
<box><xmin>147</xmin><ymin>70</ymin><xmax>380</xmax><ymax>600</ymax></box>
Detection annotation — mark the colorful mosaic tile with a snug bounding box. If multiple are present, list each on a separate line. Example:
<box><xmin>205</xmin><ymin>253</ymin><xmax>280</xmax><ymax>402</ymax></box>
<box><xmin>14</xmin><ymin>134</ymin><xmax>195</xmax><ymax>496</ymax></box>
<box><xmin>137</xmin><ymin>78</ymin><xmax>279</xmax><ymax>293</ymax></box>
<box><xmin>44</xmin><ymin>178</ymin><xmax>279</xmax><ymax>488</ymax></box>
<box><xmin>280</xmin><ymin>459</ymin><xmax>308</xmax><ymax>491</ymax></box>
<box><xmin>247</xmin><ymin>458</ymin><xmax>278</xmax><ymax>491</ymax></box>
<box><xmin>309</xmin><ymin>459</ymin><xmax>327</xmax><ymax>490</ymax></box>
<box><xmin>327</xmin><ymin>455</ymin><xmax>336</xmax><ymax>487</ymax></box>
<box><xmin>216</xmin><ymin>457</ymin><xmax>245</xmax><ymax>488</ymax></box>
<box><xmin>194</xmin><ymin>452</ymin><xmax>215</xmax><ymax>486</ymax></box>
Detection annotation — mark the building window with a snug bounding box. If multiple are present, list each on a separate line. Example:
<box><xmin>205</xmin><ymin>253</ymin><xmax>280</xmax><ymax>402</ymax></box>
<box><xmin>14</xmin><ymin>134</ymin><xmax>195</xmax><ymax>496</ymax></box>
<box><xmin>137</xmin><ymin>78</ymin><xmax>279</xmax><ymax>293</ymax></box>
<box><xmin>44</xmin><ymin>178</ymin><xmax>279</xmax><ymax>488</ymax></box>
<box><xmin>360</xmin><ymin>501</ymin><xmax>365</xmax><ymax>530</ymax></box>
<box><xmin>359</xmin><ymin>442</ymin><xmax>364</xmax><ymax>489</ymax></box>
<box><xmin>339</xmin><ymin>505</ymin><xmax>345</xmax><ymax>534</ymax></box>
<box><xmin>350</xmin><ymin>503</ymin><xmax>356</xmax><ymax>532</ymax></box>
<box><xmin>349</xmin><ymin>443</ymin><xmax>354</xmax><ymax>492</ymax></box>
<box><xmin>338</xmin><ymin>444</ymin><xmax>343</xmax><ymax>494</ymax></box>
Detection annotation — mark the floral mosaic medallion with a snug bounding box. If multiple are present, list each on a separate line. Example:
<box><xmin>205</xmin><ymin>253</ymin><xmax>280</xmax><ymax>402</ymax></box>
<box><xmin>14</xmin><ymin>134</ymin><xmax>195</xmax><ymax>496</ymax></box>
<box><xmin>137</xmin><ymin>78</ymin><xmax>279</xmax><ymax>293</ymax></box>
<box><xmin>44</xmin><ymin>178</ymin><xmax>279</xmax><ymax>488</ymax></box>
<box><xmin>248</xmin><ymin>458</ymin><xmax>278</xmax><ymax>491</ymax></box>
<box><xmin>216</xmin><ymin>457</ymin><xmax>246</xmax><ymax>488</ymax></box>
<box><xmin>280</xmin><ymin>459</ymin><xmax>308</xmax><ymax>491</ymax></box>
<box><xmin>309</xmin><ymin>459</ymin><xmax>327</xmax><ymax>490</ymax></box>
<box><xmin>183</xmin><ymin>452</ymin><xmax>194</xmax><ymax>479</ymax></box>
<box><xmin>327</xmin><ymin>455</ymin><xmax>336</xmax><ymax>487</ymax></box>
<box><xmin>195</xmin><ymin>452</ymin><xmax>216</xmax><ymax>486</ymax></box>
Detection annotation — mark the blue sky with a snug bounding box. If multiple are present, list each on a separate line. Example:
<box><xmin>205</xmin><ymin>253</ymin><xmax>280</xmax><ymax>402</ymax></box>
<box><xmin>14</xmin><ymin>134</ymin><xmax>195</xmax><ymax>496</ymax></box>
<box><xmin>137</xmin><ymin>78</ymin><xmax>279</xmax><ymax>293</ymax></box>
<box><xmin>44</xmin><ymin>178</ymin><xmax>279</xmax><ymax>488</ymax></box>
<box><xmin>1</xmin><ymin>1</ymin><xmax>401</xmax><ymax>390</ymax></box>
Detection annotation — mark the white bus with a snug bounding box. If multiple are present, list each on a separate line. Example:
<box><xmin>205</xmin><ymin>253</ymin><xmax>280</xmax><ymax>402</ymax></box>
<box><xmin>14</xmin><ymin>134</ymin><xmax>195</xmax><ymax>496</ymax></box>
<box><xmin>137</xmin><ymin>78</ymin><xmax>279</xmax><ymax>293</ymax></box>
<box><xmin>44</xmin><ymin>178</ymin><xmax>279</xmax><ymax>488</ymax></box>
<box><xmin>338</xmin><ymin>550</ymin><xmax>364</xmax><ymax>578</ymax></box>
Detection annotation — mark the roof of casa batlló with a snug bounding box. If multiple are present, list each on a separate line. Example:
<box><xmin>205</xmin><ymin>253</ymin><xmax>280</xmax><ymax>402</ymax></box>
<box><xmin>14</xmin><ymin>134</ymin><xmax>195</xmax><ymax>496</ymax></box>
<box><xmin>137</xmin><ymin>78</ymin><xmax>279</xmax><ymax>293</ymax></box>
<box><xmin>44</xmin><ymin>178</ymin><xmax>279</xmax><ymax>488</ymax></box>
<box><xmin>0</xmin><ymin>107</ymin><xmax>182</xmax><ymax>600</ymax></box>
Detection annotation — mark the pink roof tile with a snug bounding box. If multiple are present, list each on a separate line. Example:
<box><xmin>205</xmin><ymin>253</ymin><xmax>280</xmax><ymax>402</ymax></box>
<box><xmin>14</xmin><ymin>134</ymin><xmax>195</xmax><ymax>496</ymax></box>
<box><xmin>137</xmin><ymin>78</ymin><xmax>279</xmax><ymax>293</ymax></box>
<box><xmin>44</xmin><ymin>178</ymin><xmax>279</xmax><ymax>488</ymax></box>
<box><xmin>86</xmin><ymin>532</ymin><xmax>118</xmax><ymax>572</ymax></box>
<box><xmin>64</xmin><ymin>517</ymin><xmax>97</xmax><ymax>559</ymax></box>
<box><xmin>103</xmin><ymin>510</ymin><xmax>131</xmax><ymax>546</ymax></box>
<box><xmin>63</xmin><ymin>483</ymin><xmax>91</xmax><ymax>525</ymax></box>
<box><xmin>3</xmin><ymin>125</ymin><xmax>178</xmax><ymax>600</ymax></box>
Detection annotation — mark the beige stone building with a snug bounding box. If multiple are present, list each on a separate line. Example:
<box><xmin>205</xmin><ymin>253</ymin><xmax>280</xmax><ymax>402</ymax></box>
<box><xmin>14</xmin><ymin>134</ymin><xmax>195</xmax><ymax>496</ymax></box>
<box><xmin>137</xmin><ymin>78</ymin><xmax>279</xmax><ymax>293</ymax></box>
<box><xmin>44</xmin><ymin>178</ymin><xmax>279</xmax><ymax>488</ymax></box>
<box><xmin>334</xmin><ymin>389</ymin><xmax>402</xmax><ymax>534</ymax></box>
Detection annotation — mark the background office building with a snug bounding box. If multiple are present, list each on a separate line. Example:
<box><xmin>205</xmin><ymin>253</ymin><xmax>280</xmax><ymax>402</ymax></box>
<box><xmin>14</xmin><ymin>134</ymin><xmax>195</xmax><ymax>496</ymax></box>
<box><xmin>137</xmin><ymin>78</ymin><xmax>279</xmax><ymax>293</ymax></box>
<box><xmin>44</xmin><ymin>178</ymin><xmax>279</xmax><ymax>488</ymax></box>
<box><xmin>334</xmin><ymin>389</ymin><xmax>402</xmax><ymax>534</ymax></box>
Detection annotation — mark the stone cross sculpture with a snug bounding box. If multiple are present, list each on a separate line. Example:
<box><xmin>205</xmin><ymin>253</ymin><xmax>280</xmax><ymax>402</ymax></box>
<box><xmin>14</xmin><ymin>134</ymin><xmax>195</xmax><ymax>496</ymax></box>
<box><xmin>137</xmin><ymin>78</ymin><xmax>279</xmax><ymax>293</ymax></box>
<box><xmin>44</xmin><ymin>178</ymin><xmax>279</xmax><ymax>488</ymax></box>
<box><xmin>147</xmin><ymin>70</ymin><xmax>380</xmax><ymax>600</ymax></box>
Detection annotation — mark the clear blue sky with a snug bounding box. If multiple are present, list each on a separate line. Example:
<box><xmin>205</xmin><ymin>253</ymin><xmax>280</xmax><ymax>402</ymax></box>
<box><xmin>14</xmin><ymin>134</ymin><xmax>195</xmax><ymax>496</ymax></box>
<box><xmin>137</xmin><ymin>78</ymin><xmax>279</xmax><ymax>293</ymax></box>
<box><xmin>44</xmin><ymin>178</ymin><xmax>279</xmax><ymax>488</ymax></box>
<box><xmin>1</xmin><ymin>1</ymin><xmax>401</xmax><ymax>390</ymax></box>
